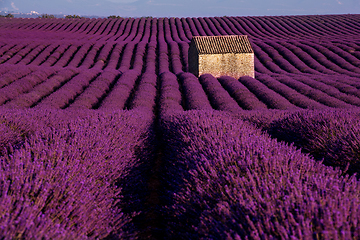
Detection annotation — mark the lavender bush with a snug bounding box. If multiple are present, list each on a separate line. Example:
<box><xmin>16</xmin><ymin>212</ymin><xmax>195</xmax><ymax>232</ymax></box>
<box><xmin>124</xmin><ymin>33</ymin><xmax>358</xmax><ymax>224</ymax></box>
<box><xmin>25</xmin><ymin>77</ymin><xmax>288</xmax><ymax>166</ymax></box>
<box><xmin>218</xmin><ymin>75</ymin><xmax>268</xmax><ymax>110</ymax></box>
<box><xmin>0</xmin><ymin>108</ymin><xmax>154</xmax><ymax>239</ymax></box>
<box><xmin>266</xmin><ymin>109</ymin><xmax>360</xmax><ymax>176</ymax></box>
<box><xmin>177</xmin><ymin>72</ymin><xmax>212</xmax><ymax>110</ymax></box>
<box><xmin>239</xmin><ymin>76</ymin><xmax>298</xmax><ymax>110</ymax></box>
<box><xmin>160</xmin><ymin>110</ymin><xmax>360</xmax><ymax>239</ymax></box>
<box><xmin>198</xmin><ymin>74</ymin><xmax>242</xmax><ymax>113</ymax></box>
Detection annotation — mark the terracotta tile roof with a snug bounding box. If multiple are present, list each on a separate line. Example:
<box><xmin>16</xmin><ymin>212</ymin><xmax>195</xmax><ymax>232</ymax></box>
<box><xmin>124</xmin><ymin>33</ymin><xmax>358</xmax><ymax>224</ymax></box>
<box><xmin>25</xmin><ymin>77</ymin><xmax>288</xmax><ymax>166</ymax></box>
<box><xmin>190</xmin><ymin>35</ymin><xmax>253</xmax><ymax>54</ymax></box>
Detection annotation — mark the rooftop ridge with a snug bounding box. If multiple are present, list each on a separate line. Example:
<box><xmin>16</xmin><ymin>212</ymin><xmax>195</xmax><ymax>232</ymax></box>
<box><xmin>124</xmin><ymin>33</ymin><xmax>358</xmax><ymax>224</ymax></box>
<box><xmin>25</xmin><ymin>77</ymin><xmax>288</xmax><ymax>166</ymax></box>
<box><xmin>191</xmin><ymin>35</ymin><xmax>253</xmax><ymax>54</ymax></box>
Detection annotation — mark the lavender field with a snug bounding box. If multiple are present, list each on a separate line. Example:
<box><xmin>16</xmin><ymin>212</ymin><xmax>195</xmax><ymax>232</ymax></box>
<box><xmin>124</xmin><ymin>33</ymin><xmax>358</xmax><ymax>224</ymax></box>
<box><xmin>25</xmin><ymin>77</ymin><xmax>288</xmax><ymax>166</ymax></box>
<box><xmin>1</xmin><ymin>14</ymin><xmax>360</xmax><ymax>239</ymax></box>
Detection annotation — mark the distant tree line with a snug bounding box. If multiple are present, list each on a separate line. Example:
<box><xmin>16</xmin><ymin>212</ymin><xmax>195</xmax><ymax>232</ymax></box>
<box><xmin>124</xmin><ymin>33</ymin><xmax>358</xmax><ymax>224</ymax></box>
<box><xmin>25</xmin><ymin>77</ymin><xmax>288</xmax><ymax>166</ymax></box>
<box><xmin>0</xmin><ymin>13</ymin><xmax>153</xmax><ymax>19</ymax></box>
<box><xmin>107</xmin><ymin>15</ymin><xmax>152</xmax><ymax>19</ymax></box>
<box><xmin>39</xmin><ymin>14</ymin><xmax>56</xmax><ymax>19</ymax></box>
<box><xmin>0</xmin><ymin>13</ymin><xmax>14</xmax><ymax>18</ymax></box>
<box><xmin>38</xmin><ymin>14</ymin><xmax>87</xmax><ymax>19</ymax></box>
<box><xmin>108</xmin><ymin>15</ymin><xmax>123</xmax><ymax>19</ymax></box>
<box><xmin>65</xmin><ymin>14</ymin><xmax>83</xmax><ymax>19</ymax></box>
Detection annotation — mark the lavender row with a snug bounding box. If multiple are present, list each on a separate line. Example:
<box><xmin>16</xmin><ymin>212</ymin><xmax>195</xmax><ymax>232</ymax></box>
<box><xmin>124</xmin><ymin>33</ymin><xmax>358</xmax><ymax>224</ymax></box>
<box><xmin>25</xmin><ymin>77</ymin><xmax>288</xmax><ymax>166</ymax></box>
<box><xmin>159</xmin><ymin>72</ymin><xmax>184</xmax><ymax>116</ymax></box>
<box><xmin>0</xmin><ymin>42</ymin><xmax>27</xmax><ymax>64</ymax></box>
<box><xmin>263</xmin><ymin>41</ymin><xmax>321</xmax><ymax>74</ymax></box>
<box><xmin>67</xmin><ymin>70</ymin><xmax>119</xmax><ymax>109</ymax></box>
<box><xmin>272</xmin><ymin>75</ymin><xmax>356</xmax><ymax>109</ymax></box>
<box><xmin>0</xmin><ymin>63</ymin><xmax>16</xmax><ymax>76</ymax></box>
<box><xmin>290</xmin><ymin>74</ymin><xmax>360</xmax><ymax>107</ymax></box>
<box><xmin>143</xmin><ymin>42</ymin><xmax>157</xmax><ymax>74</ymax></box>
<box><xmin>17</xmin><ymin>43</ymin><xmax>58</xmax><ymax>66</ymax></box>
<box><xmin>205</xmin><ymin>17</ymin><xmax>225</xmax><ymax>35</ymax></box>
<box><xmin>128</xmin><ymin>72</ymin><xmax>157</xmax><ymax>111</ymax></box>
<box><xmin>160</xmin><ymin>110</ymin><xmax>360</xmax><ymax>239</ymax></box>
<box><xmin>0</xmin><ymin>108</ymin><xmax>154</xmax><ymax>239</ymax></box>
<box><xmin>325</xmin><ymin>72</ymin><xmax>360</xmax><ymax>89</ymax></box>
<box><xmin>284</xmin><ymin>17</ymin><xmax>325</xmax><ymax>38</ymax></box>
<box><xmin>113</xmin><ymin>18</ymin><xmax>136</xmax><ymax>42</ymax></box>
<box><xmin>278</xmin><ymin>41</ymin><xmax>338</xmax><ymax>74</ymax></box>
<box><xmin>41</xmin><ymin>43</ymin><xmax>74</xmax><ymax>67</ymax></box>
<box><xmin>198</xmin><ymin>74</ymin><xmax>242</xmax><ymax>113</ymax></box>
<box><xmin>117</xmin><ymin>42</ymin><xmax>136</xmax><ymax>73</ymax></box>
<box><xmin>246</xmin><ymin>17</ymin><xmax>283</xmax><ymax>40</ymax></box>
<box><xmin>66</xmin><ymin>42</ymin><xmax>93</xmax><ymax>68</ymax></box>
<box><xmin>56</xmin><ymin>18</ymin><xmax>87</xmax><ymax>33</ymax></box>
<box><xmin>266</xmin><ymin>109</ymin><xmax>360</xmax><ymax>176</ymax></box>
<box><xmin>238</xmin><ymin>76</ymin><xmax>299</xmax><ymax>110</ymax></box>
<box><xmin>252</xmin><ymin>43</ymin><xmax>287</xmax><ymax>74</ymax></box>
<box><xmin>89</xmin><ymin>42</ymin><xmax>115</xmax><ymax>69</ymax></box>
<box><xmin>163</xmin><ymin>18</ymin><xmax>175</xmax><ymax>43</ymax></box>
<box><xmin>256</xmin><ymin>17</ymin><xmax>290</xmax><ymax>39</ymax></box>
<box><xmin>0</xmin><ymin>68</ymin><xmax>57</xmax><ymax>105</ymax></box>
<box><xmin>34</xmin><ymin>69</ymin><xmax>99</xmax><ymax>109</ymax></box>
<box><xmin>312</xmin><ymin>75</ymin><xmax>360</xmax><ymax>99</ymax></box>
<box><xmin>27</xmin><ymin>43</ymin><xmax>61</xmax><ymax>66</ymax></box>
<box><xmin>213</xmin><ymin>17</ymin><xmax>235</xmax><ymax>35</ymax></box>
<box><xmin>254</xmin><ymin>40</ymin><xmax>360</xmax><ymax>76</ymax></box>
<box><xmin>177</xmin><ymin>72</ymin><xmax>212</xmax><ymax>110</ymax></box>
<box><xmin>110</xmin><ymin>18</ymin><xmax>133</xmax><ymax>42</ymax></box>
<box><xmin>179</xmin><ymin>18</ymin><xmax>192</xmax><ymax>41</ymax></box>
<box><xmin>319</xmin><ymin>41</ymin><xmax>360</xmax><ymax>68</ymax></box>
<box><xmin>157</xmin><ymin>39</ymin><xmax>170</xmax><ymax>74</ymax></box>
<box><xmin>312</xmin><ymin>15</ymin><xmax>360</xmax><ymax>37</ymax></box>
<box><xmin>229</xmin><ymin>17</ymin><xmax>264</xmax><ymax>39</ymax></box>
<box><xmin>302</xmin><ymin>41</ymin><xmax>360</xmax><ymax>74</ymax></box>
<box><xmin>106</xmin><ymin>18</ymin><xmax>126</xmax><ymax>41</ymax></box>
<box><xmin>137</xmin><ymin>18</ymin><xmax>153</xmax><ymax>43</ymax></box>
<box><xmin>185</xmin><ymin>17</ymin><xmax>200</xmax><ymax>37</ymax></box>
<box><xmin>255</xmin><ymin>73</ymin><xmax>328</xmax><ymax>109</ymax></box>
<box><xmin>120</xmin><ymin>18</ymin><xmax>140</xmax><ymax>42</ymax></box>
<box><xmin>292</xmin><ymin>41</ymin><xmax>360</xmax><ymax>77</ymax></box>
<box><xmin>218</xmin><ymin>75</ymin><xmax>268</xmax><ymax>110</ymax></box>
<box><xmin>87</xmin><ymin>18</ymin><xmax>108</xmax><ymax>35</ymax></box>
<box><xmin>326</xmin><ymin>15</ymin><xmax>360</xmax><ymax>33</ymax></box>
<box><xmin>0</xmin><ymin>43</ymin><xmax>17</xmax><ymax>57</ymax></box>
<box><xmin>52</xmin><ymin>43</ymin><xmax>81</xmax><ymax>68</ymax></box>
<box><xmin>130</xmin><ymin>42</ymin><xmax>147</xmax><ymax>73</ymax></box>
<box><xmin>255</xmin><ymin>41</ymin><xmax>302</xmax><ymax>73</ymax></box>
<box><xmin>77</xmin><ymin>42</ymin><xmax>105</xmax><ymax>69</ymax></box>
<box><xmin>332</xmin><ymin>41</ymin><xmax>360</xmax><ymax>64</ymax></box>
<box><xmin>170</xmin><ymin>17</ymin><xmax>188</xmax><ymax>43</ymax></box>
<box><xmin>0</xmin><ymin>65</ymin><xmax>37</xmax><ymax>88</ymax></box>
<box><xmin>198</xmin><ymin>17</ymin><xmax>216</xmax><ymax>36</ymax></box>
<box><xmin>262</xmin><ymin>16</ymin><xmax>300</xmax><ymax>39</ymax></box>
<box><xmin>168</xmin><ymin>41</ymin><xmax>184</xmax><ymax>75</ymax></box>
<box><xmin>4</xmin><ymin>68</ymin><xmax>78</xmax><ymax>109</ymax></box>
<box><xmin>129</xmin><ymin>18</ymin><xmax>147</xmax><ymax>43</ymax></box>
<box><xmin>103</xmin><ymin>43</ymin><xmax>125</xmax><ymax>70</ymax></box>
<box><xmin>98</xmin><ymin>70</ymin><xmax>140</xmax><ymax>110</ymax></box>
<box><xmin>253</xmin><ymin>57</ymin><xmax>273</xmax><ymax>74</ymax></box>
<box><xmin>4</xmin><ymin>42</ymin><xmax>40</xmax><ymax>65</ymax></box>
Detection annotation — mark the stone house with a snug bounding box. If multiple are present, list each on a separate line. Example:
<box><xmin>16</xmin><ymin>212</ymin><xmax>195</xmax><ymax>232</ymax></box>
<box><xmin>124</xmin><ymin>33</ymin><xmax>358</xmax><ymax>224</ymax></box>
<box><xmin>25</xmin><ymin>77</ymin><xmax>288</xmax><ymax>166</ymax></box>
<box><xmin>188</xmin><ymin>35</ymin><xmax>254</xmax><ymax>78</ymax></box>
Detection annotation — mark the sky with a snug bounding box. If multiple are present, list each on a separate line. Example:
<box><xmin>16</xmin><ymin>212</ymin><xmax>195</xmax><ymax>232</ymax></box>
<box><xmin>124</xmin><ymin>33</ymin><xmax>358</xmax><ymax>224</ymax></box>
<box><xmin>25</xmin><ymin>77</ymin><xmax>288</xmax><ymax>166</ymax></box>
<box><xmin>0</xmin><ymin>0</ymin><xmax>360</xmax><ymax>17</ymax></box>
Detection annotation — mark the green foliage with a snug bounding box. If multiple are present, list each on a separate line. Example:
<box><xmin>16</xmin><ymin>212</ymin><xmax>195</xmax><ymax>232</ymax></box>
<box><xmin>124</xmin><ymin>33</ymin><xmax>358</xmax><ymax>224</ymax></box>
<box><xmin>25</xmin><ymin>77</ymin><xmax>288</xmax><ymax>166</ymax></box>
<box><xmin>107</xmin><ymin>15</ymin><xmax>122</xmax><ymax>19</ymax></box>
<box><xmin>39</xmin><ymin>14</ymin><xmax>56</xmax><ymax>19</ymax></box>
<box><xmin>0</xmin><ymin>13</ymin><xmax>14</xmax><ymax>18</ymax></box>
<box><xmin>65</xmin><ymin>14</ymin><xmax>82</xmax><ymax>19</ymax></box>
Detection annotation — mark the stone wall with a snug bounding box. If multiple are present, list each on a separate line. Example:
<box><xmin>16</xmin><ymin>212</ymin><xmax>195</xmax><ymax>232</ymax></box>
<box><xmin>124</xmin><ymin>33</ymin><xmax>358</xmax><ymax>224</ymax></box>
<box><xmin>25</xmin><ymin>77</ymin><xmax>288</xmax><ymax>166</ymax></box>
<box><xmin>196</xmin><ymin>53</ymin><xmax>254</xmax><ymax>78</ymax></box>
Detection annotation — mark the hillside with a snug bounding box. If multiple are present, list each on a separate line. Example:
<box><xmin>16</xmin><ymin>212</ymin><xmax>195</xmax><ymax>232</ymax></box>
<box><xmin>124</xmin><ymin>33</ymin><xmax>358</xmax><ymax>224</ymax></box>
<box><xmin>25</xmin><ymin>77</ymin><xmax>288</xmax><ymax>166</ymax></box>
<box><xmin>0</xmin><ymin>15</ymin><xmax>360</xmax><ymax>239</ymax></box>
<box><xmin>1</xmin><ymin>15</ymin><xmax>360</xmax><ymax>110</ymax></box>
